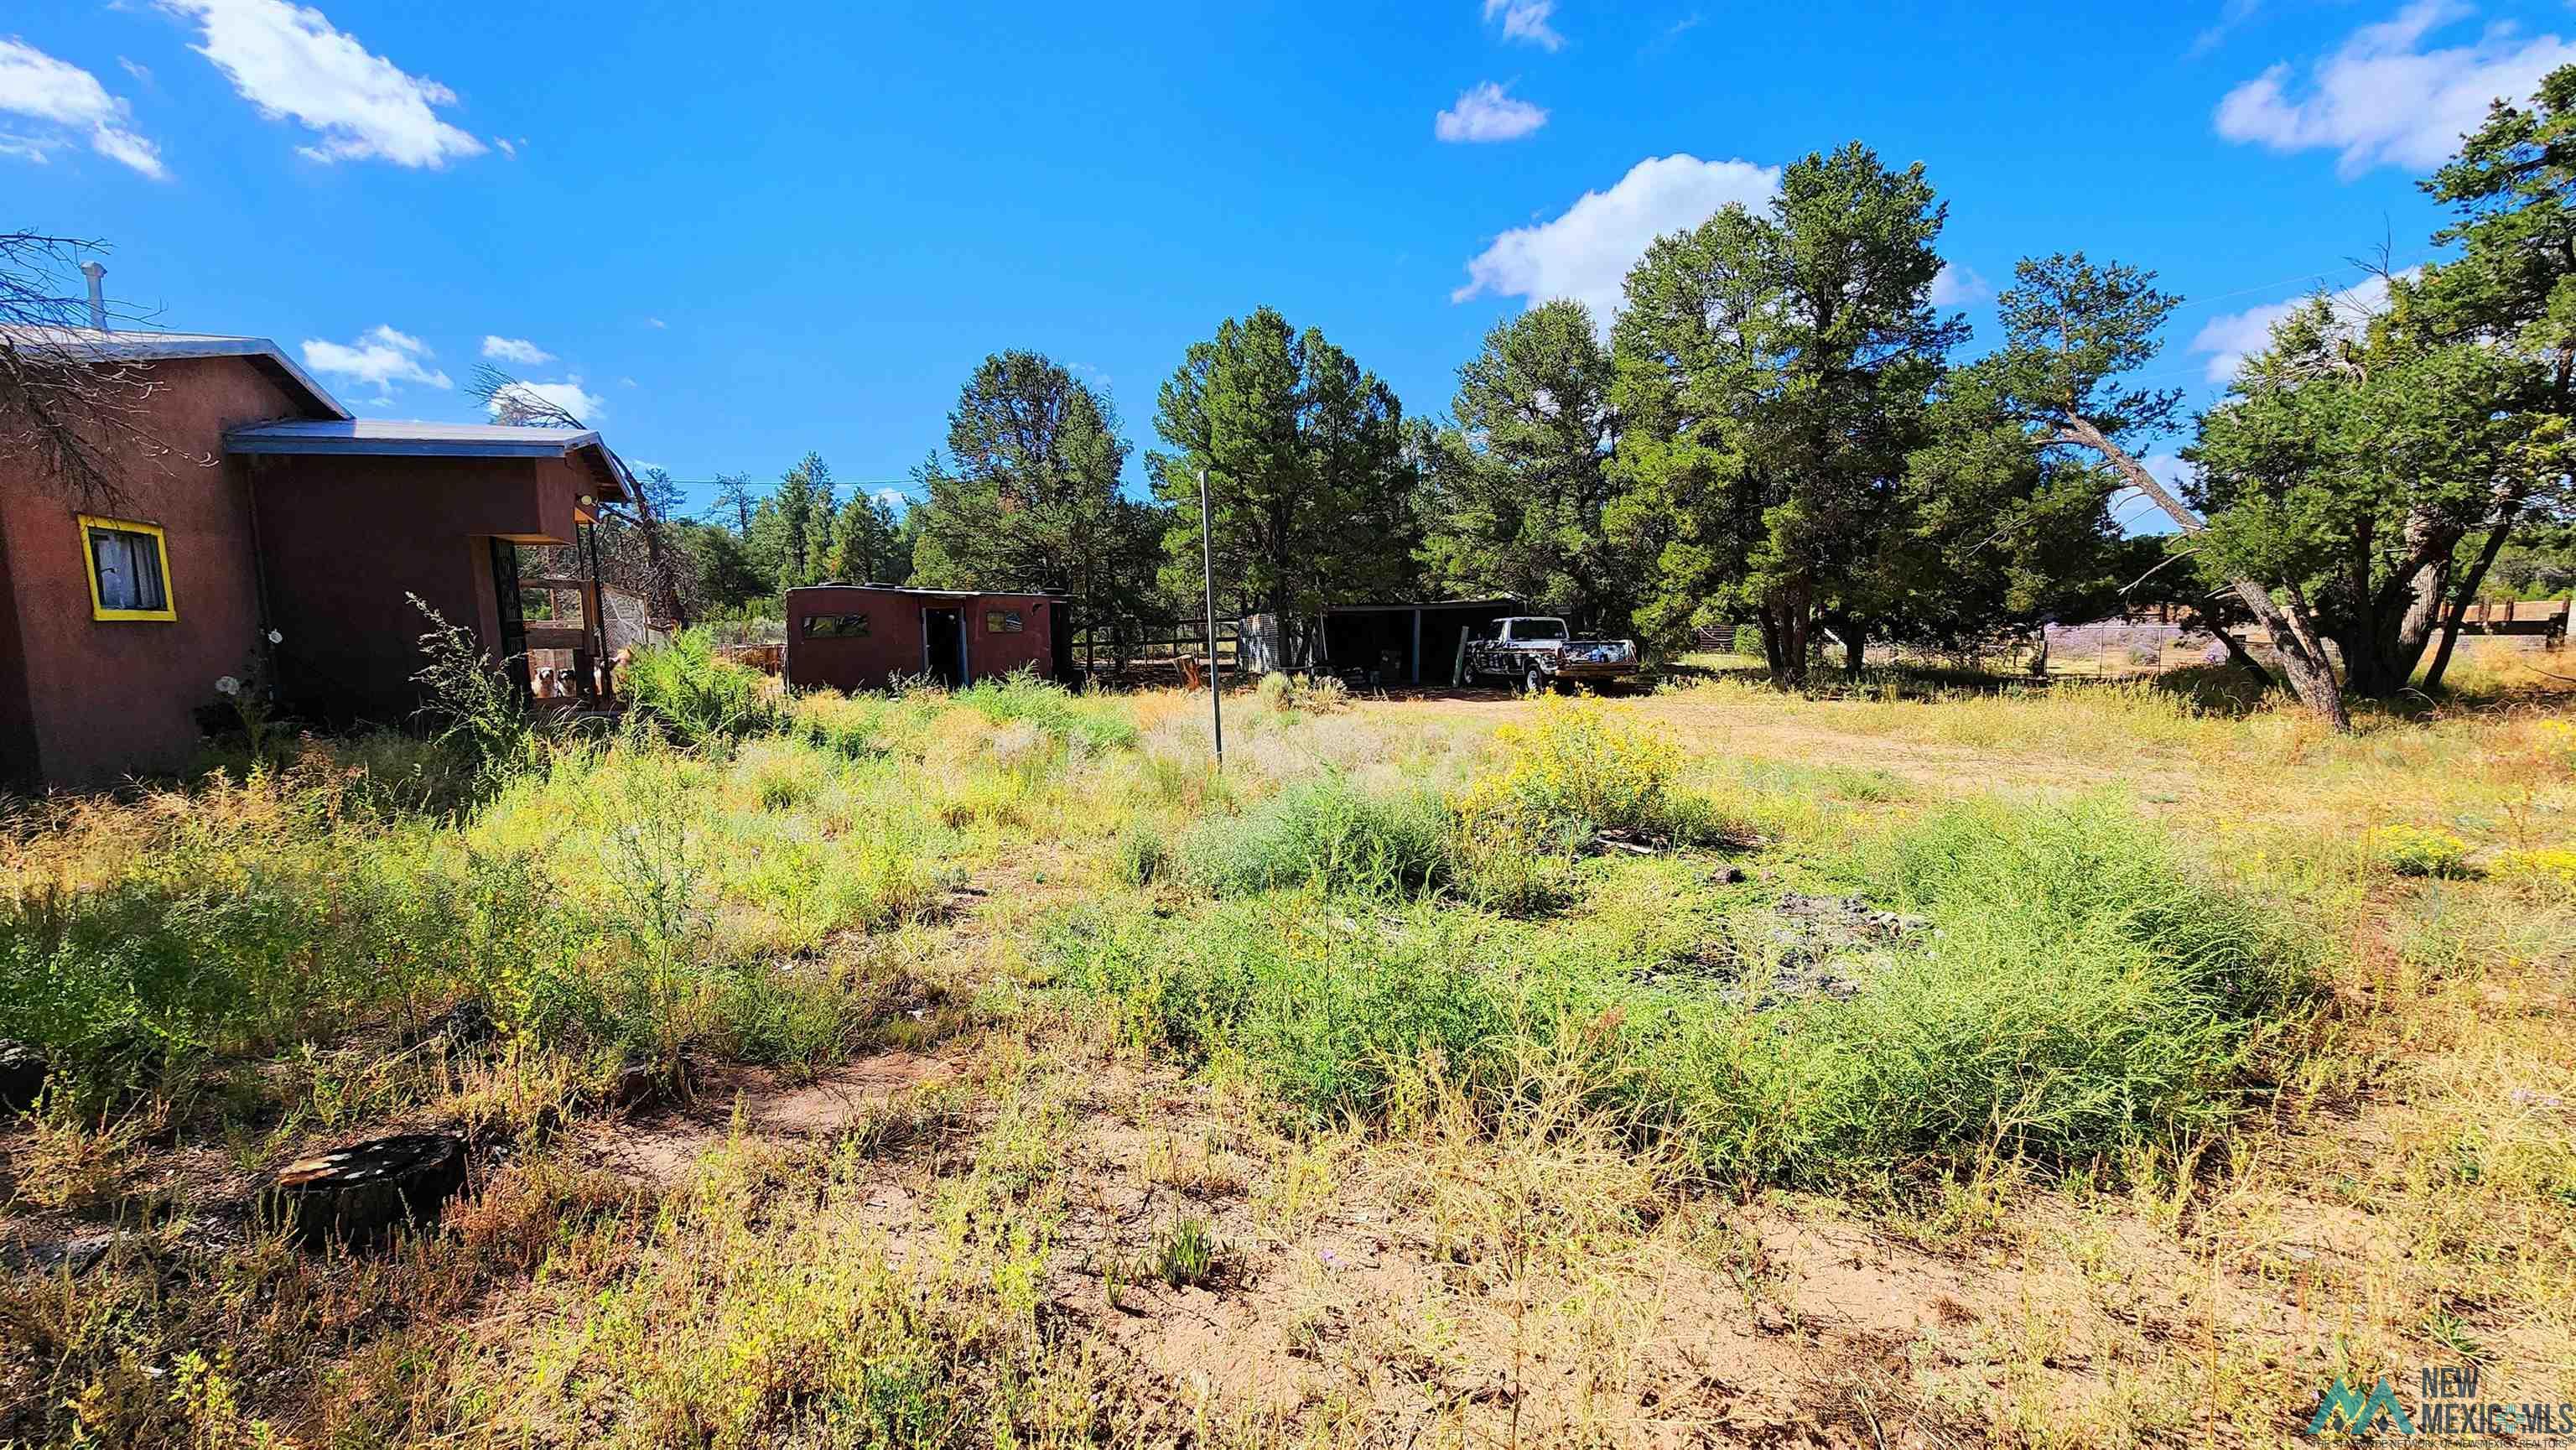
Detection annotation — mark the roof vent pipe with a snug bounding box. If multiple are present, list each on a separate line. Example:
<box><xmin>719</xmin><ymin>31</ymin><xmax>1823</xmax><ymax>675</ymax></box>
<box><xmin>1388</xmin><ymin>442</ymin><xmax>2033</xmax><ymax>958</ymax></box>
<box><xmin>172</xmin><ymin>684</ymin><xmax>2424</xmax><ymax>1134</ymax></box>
<box><xmin>79</xmin><ymin>262</ymin><xmax>107</xmax><ymax>331</ymax></box>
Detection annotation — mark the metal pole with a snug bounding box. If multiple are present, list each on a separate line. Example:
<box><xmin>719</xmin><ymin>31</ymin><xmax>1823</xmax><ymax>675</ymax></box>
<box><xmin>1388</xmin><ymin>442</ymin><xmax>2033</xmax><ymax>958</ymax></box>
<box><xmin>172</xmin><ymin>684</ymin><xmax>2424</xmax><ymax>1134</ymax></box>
<box><xmin>1197</xmin><ymin>465</ymin><xmax>1223</xmax><ymax>768</ymax></box>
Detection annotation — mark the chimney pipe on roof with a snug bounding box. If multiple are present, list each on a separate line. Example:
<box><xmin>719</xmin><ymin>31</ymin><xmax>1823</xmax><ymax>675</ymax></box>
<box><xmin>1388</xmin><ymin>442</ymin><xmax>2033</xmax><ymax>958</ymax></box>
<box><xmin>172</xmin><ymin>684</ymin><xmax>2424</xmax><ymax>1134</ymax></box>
<box><xmin>79</xmin><ymin>262</ymin><xmax>107</xmax><ymax>331</ymax></box>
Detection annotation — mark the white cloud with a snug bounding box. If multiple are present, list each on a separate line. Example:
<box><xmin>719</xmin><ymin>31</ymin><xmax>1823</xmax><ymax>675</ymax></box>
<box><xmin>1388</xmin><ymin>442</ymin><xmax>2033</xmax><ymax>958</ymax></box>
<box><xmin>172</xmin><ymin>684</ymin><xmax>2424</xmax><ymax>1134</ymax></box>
<box><xmin>480</xmin><ymin>335</ymin><xmax>553</xmax><ymax>366</ymax></box>
<box><xmin>643</xmin><ymin>316</ymin><xmax>667</xmax><ymax>330</ymax></box>
<box><xmin>1453</xmin><ymin>153</ymin><xmax>1781</xmax><ymax>322</ymax></box>
<box><xmin>0</xmin><ymin>37</ymin><xmax>167</xmax><ymax>177</ymax></box>
<box><xmin>2188</xmin><ymin>0</ymin><xmax>2262</xmax><ymax>59</ymax></box>
<box><xmin>1483</xmin><ymin>0</ymin><xmax>1564</xmax><ymax>50</ymax></box>
<box><xmin>300</xmin><ymin>324</ymin><xmax>451</xmax><ymax>392</ymax></box>
<box><xmin>1436</xmin><ymin>81</ymin><xmax>1548</xmax><ymax>143</ymax></box>
<box><xmin>2189</xmin><ymin>271</ymin><xmax>2405</xmax><ymax>381</ymax></box>
<box><xmin>617</xmin><ymin>376</ymin><xmax>637</xmax><ymax>388</ymax></box>
<box><xmin>1929</xmin><ymin>261</ymin><xmax>1992</xmax><ymax>307</ymax></box>
<box><xmin>486</xmin><ymin>376</ymin><xmax>602</xmax><ymax>424</ymax></box>
<box><xmin>870</xmin><ymin>487</ymin><xmax>908</xmax><ymax>507</ymax></box>
<box><xmin>160</xmin><ymin>0</ymin><xmax>486</xmax><ymax>168</ymax></box>
<box><xmin>2214</xmin><ymin>0</ymin><xmax>2576</xmax><ymax>175</ymax></box>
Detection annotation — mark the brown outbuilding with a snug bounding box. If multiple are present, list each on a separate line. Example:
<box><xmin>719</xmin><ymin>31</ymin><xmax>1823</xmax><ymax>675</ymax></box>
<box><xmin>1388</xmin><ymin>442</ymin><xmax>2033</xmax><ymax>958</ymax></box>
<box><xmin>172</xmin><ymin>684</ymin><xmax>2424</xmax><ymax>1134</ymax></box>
<box><xmin>783</xmin><ymin>584</ymin><xmax>1068</xmax><ymax>694</ymax></box>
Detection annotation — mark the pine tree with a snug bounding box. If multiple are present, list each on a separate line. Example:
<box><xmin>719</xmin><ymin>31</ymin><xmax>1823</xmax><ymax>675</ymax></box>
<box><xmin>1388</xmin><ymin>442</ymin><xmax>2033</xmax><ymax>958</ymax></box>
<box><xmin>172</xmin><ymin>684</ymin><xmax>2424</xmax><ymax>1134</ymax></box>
<box><xmin>1611</xmin><ymin>143</ymin><xmax>1962</xmax><ymax>683</ymax></box>
<box><xmin>1418</xmin><ymin>299</ymin><xmax>1632</xmax><ymax>631</ymax></box>
<box><xmin>906</xmin><ymin>352</ymin><xmax>1170</xmax><ymax>642</ymax></box>
<box><xmin>769</xmin><ymin>452</ymin><xmax>830</xmax><ymax>591</ymax></box>
<box><xmin>827</xmin><ymin>492</ymin><xmax>903</xmax><ymax>584</ymax></box>
<box><xmin>1150</xmin><ymin>308</ymin><xmax>1417</xmax><ymax>652</ymax></box>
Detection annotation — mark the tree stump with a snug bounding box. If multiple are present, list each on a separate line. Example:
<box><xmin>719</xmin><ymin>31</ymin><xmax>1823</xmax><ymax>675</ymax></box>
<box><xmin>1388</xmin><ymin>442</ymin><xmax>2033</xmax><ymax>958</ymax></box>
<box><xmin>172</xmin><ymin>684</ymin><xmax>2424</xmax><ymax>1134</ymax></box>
<box><xmin>262</xmin><ymin>1133</ymin><xmax>465</xmax><ymax>1246</ymax></box>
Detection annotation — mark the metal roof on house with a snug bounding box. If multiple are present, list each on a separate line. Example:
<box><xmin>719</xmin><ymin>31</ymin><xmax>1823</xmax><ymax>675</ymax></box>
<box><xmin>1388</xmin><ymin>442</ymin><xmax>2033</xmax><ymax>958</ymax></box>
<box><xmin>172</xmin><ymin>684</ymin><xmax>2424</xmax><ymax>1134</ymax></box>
<box><xmin>225</xmin><ymin>418</ymin><xmax>631</xmax><ymax>503</ymax></box>
<box><xmin>0</xmin><ymin>325</ymin><xmax>351</xmax><ymax>420</ymax></box>
<box><xmin>224</xmin><ymin>418</ymin><xmax>608</xmax><ymax>458</ymax></box>
<box><xmin>8</xmin><ymin>325</ymin><xmax>632</xmax><ymax>502</ymax></box>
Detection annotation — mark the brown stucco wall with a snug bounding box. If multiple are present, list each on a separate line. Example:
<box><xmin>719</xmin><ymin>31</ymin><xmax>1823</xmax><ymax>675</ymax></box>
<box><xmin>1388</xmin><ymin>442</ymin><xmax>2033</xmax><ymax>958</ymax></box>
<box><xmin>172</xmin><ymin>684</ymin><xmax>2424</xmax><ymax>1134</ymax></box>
<box><xmin>0</xmin><ymin>500</ymin><xmax>36</xmax><ymax>782</ymax></box>
<box><xmin>969</xmin><ymin>598</ymin><xmax>1053</xmax><ymax>680</ymax></box>
<box><xmin>252</xmin><ymin>451</ymin><xmax>595</xmax><ymax>724</ymax></box>
<box><xmin>0</xmin><ymin>356</ymin><xmax>309</xmax><ymax>788</ymax></box>
<box><xmin>783</xmin><ymin>587</ymin><xmax>1057</xmax><ymax>693</ymax></box>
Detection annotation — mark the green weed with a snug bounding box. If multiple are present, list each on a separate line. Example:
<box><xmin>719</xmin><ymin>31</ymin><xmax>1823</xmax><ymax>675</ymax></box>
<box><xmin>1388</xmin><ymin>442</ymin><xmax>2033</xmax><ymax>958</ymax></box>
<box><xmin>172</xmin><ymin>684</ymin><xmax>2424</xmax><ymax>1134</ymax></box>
<box><xmin>1180</xmin><ymin>777</ymin><xmax>1448</xmax><ymax>898</ymax></box>
<box><xmin>956</xmin><ymin>670</ymin><xmax>1138</xmax><ymax>751</ymax></box>
<box><xmin>622</xmin><ymin>629</ymin><xmax>787</xmax><ymax>742</ymax></box>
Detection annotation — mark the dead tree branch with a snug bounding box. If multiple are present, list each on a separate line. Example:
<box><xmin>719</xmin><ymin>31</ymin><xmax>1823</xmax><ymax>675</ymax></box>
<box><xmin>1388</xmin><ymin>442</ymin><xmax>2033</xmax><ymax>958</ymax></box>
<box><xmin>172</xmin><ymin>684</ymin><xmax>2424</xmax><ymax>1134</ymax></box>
<box><xmin>0</xmin><ymin>233</ymin><xmax>178</xmax><ymax>510</ymax></box>
<box><xmin>467</xmin><ymin>363</ymin><xmax>691</xmax><ymax>627</ymax></box>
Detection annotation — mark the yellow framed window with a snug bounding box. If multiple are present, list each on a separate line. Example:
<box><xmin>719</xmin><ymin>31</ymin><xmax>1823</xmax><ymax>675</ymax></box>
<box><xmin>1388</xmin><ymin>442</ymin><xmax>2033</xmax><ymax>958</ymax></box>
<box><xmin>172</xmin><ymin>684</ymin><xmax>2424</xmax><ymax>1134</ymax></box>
<box><xmin>80</xmin><ymin>515</ymin><xmax>175</xmax><ymax>621</ymax></box>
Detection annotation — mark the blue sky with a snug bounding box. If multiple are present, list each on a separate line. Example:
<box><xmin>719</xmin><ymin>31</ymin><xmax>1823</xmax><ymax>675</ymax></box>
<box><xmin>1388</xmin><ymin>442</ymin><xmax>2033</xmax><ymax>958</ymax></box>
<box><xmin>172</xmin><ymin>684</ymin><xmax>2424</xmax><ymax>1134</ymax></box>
<box><xmin>6</xmin><ymin>0</ymin><xmax>2568</xmax><ymax>523</ymax></box>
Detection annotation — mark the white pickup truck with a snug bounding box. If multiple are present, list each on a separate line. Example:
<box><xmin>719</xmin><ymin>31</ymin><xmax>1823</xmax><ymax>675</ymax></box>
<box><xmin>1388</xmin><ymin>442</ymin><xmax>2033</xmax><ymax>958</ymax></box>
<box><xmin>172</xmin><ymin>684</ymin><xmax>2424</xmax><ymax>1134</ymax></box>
<box><xmin>1462</xmin><ymin>616</ymin><xmax>1640</xmax><ymax>693</ymax></box>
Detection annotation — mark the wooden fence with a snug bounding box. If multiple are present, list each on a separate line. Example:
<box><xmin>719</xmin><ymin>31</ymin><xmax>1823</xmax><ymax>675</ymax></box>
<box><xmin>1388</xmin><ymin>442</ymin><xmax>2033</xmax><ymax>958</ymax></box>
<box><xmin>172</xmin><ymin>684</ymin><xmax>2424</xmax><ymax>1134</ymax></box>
<box><xmin>1072</xmin><ymin>618</ymin><xmax>1241</xmax><ymax>680</ymax></box>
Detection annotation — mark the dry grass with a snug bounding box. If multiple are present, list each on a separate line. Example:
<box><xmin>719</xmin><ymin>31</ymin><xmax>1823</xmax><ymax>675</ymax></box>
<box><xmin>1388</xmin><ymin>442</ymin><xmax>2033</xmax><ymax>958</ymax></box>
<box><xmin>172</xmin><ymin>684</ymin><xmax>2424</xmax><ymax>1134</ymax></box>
<box><xmin>3</xmin><ymin>664</ymin><xmax>2573</xmax><ymax>1446</ymax></box>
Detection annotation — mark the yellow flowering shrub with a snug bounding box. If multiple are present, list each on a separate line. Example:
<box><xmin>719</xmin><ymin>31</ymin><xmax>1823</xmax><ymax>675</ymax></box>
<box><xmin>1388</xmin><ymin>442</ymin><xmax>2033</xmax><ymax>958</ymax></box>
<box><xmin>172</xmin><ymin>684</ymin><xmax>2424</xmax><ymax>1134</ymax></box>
<box><xmin>2366</xmin><ymin>824</ymin><xmax>2474</xmax><ymax>879</ymax></box>
<box><xmin>1455</xmin><ymin>696</ymin><xmax>1685</xmax><ymax>845</ymax></box>
<box><xmin>2494</xmin><ymin>847</ymin><xmax>2576</xmax><ymax>892</ymax></box>
<box><xmin>2535</xmin><ymin>720</ymin><xmax>2576</xmax><ymax>771</ymax></box>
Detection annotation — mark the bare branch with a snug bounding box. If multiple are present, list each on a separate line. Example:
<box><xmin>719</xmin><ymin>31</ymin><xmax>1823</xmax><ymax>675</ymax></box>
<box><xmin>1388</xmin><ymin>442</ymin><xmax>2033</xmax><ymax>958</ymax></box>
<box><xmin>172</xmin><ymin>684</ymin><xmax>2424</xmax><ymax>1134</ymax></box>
<box><xmin>2116</xmin><ymin>546</ymin><xmax>2195</xmax><ymax>598</ymax></box>
<box><xmin>0</xmin><ymin>233</ymin><xmax>179</xmax><ymax>511</ymax></box>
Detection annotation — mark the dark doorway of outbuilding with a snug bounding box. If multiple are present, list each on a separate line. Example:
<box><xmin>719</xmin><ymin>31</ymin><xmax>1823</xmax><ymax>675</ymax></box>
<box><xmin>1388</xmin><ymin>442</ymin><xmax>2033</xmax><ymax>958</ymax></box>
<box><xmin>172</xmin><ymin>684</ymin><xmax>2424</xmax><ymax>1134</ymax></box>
<box><xmin>923</xmin><ymin>608</ymin><xmax>966</xmax><ymax>686</ymax></box>
<box><xmin>489</xmin><ymin>539</ymin><xmax>532</xmax><ymax>697</ymax></box>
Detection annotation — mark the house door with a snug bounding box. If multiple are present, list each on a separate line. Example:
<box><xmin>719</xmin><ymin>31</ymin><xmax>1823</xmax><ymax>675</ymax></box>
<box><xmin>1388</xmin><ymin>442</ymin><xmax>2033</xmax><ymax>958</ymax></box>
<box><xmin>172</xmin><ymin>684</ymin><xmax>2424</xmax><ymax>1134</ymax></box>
<box><xmin>922</xmin><ymin>608</ymin><xmax>967</xmax><ymax>687</ymax></box>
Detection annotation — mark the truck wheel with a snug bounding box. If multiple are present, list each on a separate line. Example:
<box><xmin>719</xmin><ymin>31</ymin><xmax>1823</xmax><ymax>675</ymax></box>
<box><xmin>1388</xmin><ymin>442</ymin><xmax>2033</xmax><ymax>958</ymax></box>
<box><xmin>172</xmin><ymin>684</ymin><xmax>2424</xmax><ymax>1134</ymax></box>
<box><xmin>1524</xmin><ymin>665</ymin><xmax>1544</xmax><ymax>694</ymax></box>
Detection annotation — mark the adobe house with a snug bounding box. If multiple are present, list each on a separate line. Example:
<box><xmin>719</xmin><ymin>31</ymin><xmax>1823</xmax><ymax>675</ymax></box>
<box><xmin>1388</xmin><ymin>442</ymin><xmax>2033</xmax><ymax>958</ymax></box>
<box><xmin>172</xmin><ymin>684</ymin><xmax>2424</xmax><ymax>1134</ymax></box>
<box><xmin>0</xmin><ymin>326</ymin><xmax>627</xmax><ymax>789</ymax></box>
<box><xmin>782</xmin><ymin>585</ymin><xmax>1067</xmax><ymax>693</ymax></box>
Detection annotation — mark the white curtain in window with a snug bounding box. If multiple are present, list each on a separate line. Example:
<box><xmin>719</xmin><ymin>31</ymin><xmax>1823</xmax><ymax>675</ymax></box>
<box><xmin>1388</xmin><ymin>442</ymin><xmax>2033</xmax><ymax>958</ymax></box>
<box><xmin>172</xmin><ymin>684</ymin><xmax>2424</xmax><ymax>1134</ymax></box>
<box><xmin>91</xmin><ymin>528</ymin><xmax>164</xmax><ymax>611</ymax></box>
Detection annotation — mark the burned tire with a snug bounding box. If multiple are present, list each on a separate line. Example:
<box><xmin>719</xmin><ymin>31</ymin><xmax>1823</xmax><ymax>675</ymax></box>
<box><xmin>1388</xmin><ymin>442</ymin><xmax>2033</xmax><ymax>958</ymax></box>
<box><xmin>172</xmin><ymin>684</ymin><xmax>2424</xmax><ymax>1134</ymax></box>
<box><xmin>0</xmin><ymin>1041</ymin><xmax>46</xmax><ymax>1113</ymax></box>
<box><xmin>262</xmin><ymin>1132</ymin><xmax>465</xmax><ymax>1247</ymax></box>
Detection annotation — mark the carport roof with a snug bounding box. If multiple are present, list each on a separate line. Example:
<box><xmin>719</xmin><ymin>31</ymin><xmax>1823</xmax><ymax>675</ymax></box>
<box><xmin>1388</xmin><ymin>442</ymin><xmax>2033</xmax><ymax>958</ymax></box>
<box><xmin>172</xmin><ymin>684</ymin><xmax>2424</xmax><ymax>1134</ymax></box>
<box><xmin>1322</xmin><ymin>597</ymin><xmax>1522</xmax><ymax>615</ymax></box>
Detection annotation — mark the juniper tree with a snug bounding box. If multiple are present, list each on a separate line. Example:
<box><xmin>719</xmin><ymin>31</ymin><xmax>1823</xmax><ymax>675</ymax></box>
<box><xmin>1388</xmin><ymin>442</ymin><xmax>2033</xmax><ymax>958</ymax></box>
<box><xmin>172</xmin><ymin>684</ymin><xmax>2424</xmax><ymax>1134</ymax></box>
<box><xmin>2402</xmin><ymin>63</ymin><xmax>2576</xmax><ymax>688</ymax></box>
<box><xmin>2189</xmin><ymin>290</ymin><xmax>2563</xmax><ymax>700</ymax></box>
<box><xmin>1943</xmin><ymin>253</ymin><xmax>2352</xmax><ymax>724</ymax></box>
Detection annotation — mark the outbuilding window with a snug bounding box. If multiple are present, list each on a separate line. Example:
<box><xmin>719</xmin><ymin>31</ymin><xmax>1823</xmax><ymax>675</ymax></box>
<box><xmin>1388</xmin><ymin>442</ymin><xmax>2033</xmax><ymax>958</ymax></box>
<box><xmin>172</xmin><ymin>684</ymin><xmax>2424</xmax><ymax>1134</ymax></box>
<box><xmin>805</xmin><ymin>612</ymin><xmax>870</xmax><ymax>638</ymax></box>
<box><xmin>80</xmin><ymin>515</ymin><xmax>174</xmax><ymax>621</ymax></box>
<box><xmin>984</xmin><ymin>609</ymin><xmax>1023</xmax><ymax>634</ymax></box>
